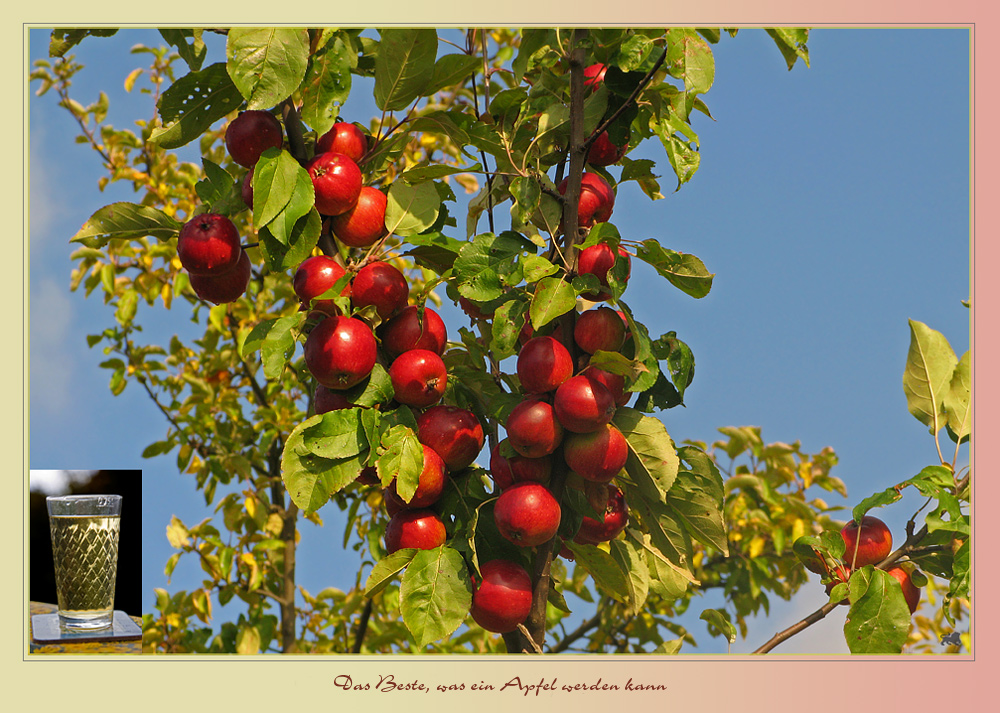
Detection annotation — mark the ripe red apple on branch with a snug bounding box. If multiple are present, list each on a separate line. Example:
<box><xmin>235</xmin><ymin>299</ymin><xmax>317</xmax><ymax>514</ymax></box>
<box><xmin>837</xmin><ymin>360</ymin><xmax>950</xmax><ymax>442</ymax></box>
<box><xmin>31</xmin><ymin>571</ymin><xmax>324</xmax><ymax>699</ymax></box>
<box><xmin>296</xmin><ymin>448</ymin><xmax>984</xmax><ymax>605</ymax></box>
<box><xmin>553</xmin><ymin>373</ymin><xmax>617</xmax><ymax>433</ymax></box>
<box><xmin>384</xmin><ymin>509</ymin><xmax>447</xmax><ymax>553</ymax></box>
<box><xmin>416</xmin><ymin>405</ymin><xmax>485</xmax><ymax>472</ymax></box>
<box><xmin>384</xmin><ymin>444</ymin><xmax>448</xmax><ymax>509</ymax></box>
<box><xmin>330</xmin><ymin>185</ymin><xmax>388</xmax><ymax>247</ymax></box>
<box><xmin>316</xmin><ymin>121</ymin><xmax>368</xmax><ymax>163</ymax></box>
<box><xmin>389</xmin><ymin>349</ymin><xmax>448</xmax><ymax>408</ymax></box>
<box><xmin>351</xmin><ymin>261</ymin><xmax>409</xmax><ymax>320</ymax></box>
<box><xmin>573</xmin><ymin>484</ymin><xmax>628</xmax><ymax>544</ymax></box>
<box><xmin>494</xmin><ymin>481</ymin><xmax>562</xmax><ymax>548</ymax></box>
<box><xmin>293</xmin><ymin>254</ymin><xmax>350</xmax><ymax>315</ymax></box>
<box><xmin>177</xmin><ymin>213</ymin><xmax>242</xmax><ymax>276</ymax></box>
<box><xmin>470</xmin><ymin>560</ymin><xmax>533</xmax><ymax>634</ymax></box>
<box><xmin>380</xmin><ymin>305</ymin><xmax>448</xmax><ymax>358</ymax></box>
<box><xmin>516</xmin><ymin>335</ymin><xmax>573</xmax><ymax>394</ymax></box>
<box><xmin>225</xmin><ymin>110</ymin><xmax>283</xmax><ymax>168</ymax></box>
<box><xmin>563</xmin><ymin>423</ymin><xmax>629</xmax><ymax>483</ymax></box>
<box><xmin>189</xmin><ymin>248</ymin><xmax>252</xmax><ymax>305</ymax></box>
<box><xmin>307</xmin><ymin>151</ymin><xmax>363</xmax><ymax>216</ymax></box>
<box><xmin>490</xmin><ymin>443</ymin><xmax>552</xmax><ymax>491</ymax></box>
<box><xmin>505</xmin><ymin>398</ymin><xmax>564</xmax><ymax>458</ymax></box>
<box><xmin>841</xmin><ymin>515</ymin><xmax>892</xmax><ymax>568</ymax></box>
<box><xmin>303</xmin><ymin>315</ymin><xmax>377</xmax><ymax>390</ymax></box>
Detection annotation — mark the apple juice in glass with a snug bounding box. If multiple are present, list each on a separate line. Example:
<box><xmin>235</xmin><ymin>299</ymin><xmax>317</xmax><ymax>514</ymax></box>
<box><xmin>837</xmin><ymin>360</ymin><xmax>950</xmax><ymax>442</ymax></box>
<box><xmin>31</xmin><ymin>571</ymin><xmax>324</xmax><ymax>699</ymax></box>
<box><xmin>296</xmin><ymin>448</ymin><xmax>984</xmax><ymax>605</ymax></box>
<box><xmin>46</xmin><ymin>495</ymin><xmax>122</xmax><ymax>629</ymax></box>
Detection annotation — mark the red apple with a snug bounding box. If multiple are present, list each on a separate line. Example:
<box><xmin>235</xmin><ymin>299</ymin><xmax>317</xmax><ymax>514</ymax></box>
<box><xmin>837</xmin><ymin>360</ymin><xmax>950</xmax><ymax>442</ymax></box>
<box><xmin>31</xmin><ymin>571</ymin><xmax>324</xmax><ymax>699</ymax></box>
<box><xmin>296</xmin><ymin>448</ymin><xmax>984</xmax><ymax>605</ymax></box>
<box><xmin>416</xmin><ymin>405</ymin><xmax>485</xmax><ymax>472</ymax></box>
<box><xmin>505</xmin><ymin>398</ymin><xmax>564</xmax><ymax>458</ymax></box>
<box><xmin>574</xmin><ymin>306</ymin><xmax>627</xmax><ymax>354</ymax></box>
<box><xmin>841</xmin><ymin>515</ymin><xmax>893</xmax><ymax>568</ymax></box>
<box><xmin>189</xmin><ymin>248</ymin><xmax>251</xmax><ymax>304</ymax></box>
<box><xmin>558</xmin><ymin>172</ymin><xmax>615</xmax><ymax>228</ymax></box>
<box><xmin>241</xmin><ymin>171</ymin><xmax>254</xmax><ymax>210</ymax></box>
<box><xmin>583</xmin><ymin>63</ymin><xmax>607</xmax><ymax>91</ymax></box>
<box><xmin>886</xmin><ymin>565</ymin><xmax>921</xmax><ymax>614</ymax></box>
<box><xmin>579</xmin><ymin>365</ymin><xmax>628</xmax><ymax>407</ymax></box>
<box><xmin>315</xmin><ymin>384</ymin><xmax>354</xmax><ymax>413</ymax></box>
<box><xmin>304</xmin><ymin>315</ymin><xmax>377</xmax><ymax>390</ymax></box>
<box><xmin>516</xmin><ymin>336</ymin><xmax>574</xmax><ymax>394</ymax></box>
<box><xmin>384</xmin><ymin>509</ymin><xmax>447</xmax><ymax>553</ymax></box>
<box><xmin>577</xmin><ymin>242</ymin><xmax>630</xmax><ymax>301</ymax></box>
<box><xmin>389</xmin><ymin>349</ymin><xmax>448</xmax><ymax>408</ymax></box>
<box><xmin>470</xmin><ymin>559</ymin><xmax>533</xmax><ymax>633</ymax></box>
<box><xmin>293</xmin><ymin>255</ymin><xmax>351</xmax><ymax>314</ymax></box>
<box><xmin>316</xmin><ymin>121</ymin><xmax>368</xmax><ymax>163</ymax></box>
<box><xmin>307</xmin><ymin>151</ymin><xmax>363</xmax><ymax>216</ymax></box>
<box><xmin>177</xmin><ymin>213</ymin><xmax>242</xmax><ymax>276</ymax></box>
<box><xmin>385</xmin><ymin>444</ymin><xmax>447</xmax><ymax>509</ymax></box>
<box><xmin>490</xmin><ymin>443</ymin><xmax>552</xmax><ymax>491</ymax></box>
<box><xmin>350</xmin><ymin>261</ymin><xmax>408</xmax><ymax>320</ymax></box>
<box><xmin>380</xmin><ymin>305</ymin><xmax>448</xmax><ymax>358</ymax></box>
<box><xmin>587</xmin><ymin>130</ymin><xmax>628</xmax><ymax>166</ymax></box>
<box><xmin>563</xmin><ymin>423</ymin><xmax>629</xmax><ymax>483</ymax></box>
<box><xmin>330</xmin><ymin>186</ymin><xmax>388</xmax><ymax>248</ymax></box>
<box><xmin>553</xmin><ymin>374</ymin><xmax>616</xmax><ymax>433</ymax></box>
<box><xmin>225</xmin><ymin>110</ymin><xmax>283</xmax><ymax>168</ymax></box>
<box><xmin>574</xmin><ymin>484</ymin><xmax>628</xmax><ymax>544</ymax></box>
<box><xmin>494</xmin><ymin>482</ymin><xmax>561</xmax><ymax>548</ymax></box>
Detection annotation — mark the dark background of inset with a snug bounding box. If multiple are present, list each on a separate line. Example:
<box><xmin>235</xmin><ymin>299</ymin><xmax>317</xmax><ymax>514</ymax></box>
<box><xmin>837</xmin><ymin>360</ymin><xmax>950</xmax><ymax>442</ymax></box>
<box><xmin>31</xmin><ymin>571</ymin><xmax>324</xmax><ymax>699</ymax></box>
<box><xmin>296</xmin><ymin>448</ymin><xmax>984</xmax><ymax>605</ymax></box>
<box><xmin>29</xmin><ymin>470</ymin><xmax>143</xmax><ymax>617</ymax></box>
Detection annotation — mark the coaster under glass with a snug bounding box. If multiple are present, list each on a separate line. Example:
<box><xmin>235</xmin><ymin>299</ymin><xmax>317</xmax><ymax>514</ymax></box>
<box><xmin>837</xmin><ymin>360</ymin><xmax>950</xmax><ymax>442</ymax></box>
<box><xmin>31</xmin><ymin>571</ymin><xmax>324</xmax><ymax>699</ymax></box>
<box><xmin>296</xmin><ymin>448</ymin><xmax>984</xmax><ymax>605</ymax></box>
<box><xmin>31</xmin><ymin>610</ymin><xmax>141</xmax><ymax>644</ymax></box>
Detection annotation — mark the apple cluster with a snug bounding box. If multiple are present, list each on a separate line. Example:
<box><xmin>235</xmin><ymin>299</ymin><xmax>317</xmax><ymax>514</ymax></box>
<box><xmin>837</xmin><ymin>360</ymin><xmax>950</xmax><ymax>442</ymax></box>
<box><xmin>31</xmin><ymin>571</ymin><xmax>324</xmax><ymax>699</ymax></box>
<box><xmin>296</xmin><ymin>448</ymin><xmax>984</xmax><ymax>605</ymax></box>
<box><xmin>819</xmin><ymin>515</ymin><xmax>921</xmax><ymax>614</ymax></box>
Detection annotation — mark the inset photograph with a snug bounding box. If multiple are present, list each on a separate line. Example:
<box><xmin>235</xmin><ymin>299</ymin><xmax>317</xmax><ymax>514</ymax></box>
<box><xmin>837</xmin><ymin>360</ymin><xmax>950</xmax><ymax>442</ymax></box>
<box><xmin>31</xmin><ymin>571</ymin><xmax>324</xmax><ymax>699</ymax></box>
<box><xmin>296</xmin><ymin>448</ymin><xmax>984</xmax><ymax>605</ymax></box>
<box><xmin>29</xmin><ymin>469</ymin><xmax>142</xmax><ymax>654</ymax></box>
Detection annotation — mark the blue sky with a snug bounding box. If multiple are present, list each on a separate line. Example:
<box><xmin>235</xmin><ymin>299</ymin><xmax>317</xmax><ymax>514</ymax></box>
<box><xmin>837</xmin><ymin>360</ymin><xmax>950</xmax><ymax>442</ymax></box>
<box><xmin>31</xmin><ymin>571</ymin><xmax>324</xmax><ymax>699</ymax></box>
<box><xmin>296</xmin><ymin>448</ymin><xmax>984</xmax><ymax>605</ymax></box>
<box><xmin>28</xmin><ymin>27</ymin><xmax>970</xmax><ymax>655</ymax></box>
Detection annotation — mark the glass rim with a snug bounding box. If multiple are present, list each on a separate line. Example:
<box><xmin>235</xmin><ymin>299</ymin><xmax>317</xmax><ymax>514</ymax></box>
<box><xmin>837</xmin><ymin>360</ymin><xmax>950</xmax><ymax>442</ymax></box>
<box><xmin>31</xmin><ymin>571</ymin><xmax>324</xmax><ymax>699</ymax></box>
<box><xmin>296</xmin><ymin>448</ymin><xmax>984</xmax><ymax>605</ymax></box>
<box><xmin>46</xmin><ymin>494</ymin><xmax>122</xmax><ymax>503</ymax></box>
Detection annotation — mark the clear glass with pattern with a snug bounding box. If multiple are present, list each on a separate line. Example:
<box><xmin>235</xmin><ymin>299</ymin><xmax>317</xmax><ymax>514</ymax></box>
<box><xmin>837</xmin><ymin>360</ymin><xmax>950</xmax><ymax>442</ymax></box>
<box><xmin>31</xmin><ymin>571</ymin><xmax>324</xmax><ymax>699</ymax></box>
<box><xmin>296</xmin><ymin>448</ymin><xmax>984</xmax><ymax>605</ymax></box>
<box><xmin>46</xmin><ymin>495</ymin><xmax>122</xmax><ymax>629</ymax></box>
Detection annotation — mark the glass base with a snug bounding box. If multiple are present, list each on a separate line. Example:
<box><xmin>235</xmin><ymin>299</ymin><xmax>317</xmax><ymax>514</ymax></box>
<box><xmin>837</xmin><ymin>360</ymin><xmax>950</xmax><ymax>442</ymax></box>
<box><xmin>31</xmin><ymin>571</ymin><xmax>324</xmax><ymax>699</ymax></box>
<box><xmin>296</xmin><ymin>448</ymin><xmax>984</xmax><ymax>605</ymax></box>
<box><xmin>58</xmin><ymin>611</ymin><xmax>114</xmax><ymax>630</ymax></box>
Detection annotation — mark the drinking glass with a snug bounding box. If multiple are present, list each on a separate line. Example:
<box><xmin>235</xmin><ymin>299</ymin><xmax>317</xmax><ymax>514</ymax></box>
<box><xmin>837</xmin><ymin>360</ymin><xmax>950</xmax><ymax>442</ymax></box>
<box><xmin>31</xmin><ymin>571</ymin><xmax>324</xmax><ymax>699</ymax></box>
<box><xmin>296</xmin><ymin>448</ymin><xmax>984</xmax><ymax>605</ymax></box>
<box><xmin>46</xmin><ymin>495</ymin><xmax>122</xmax><ymax>629</ymax></box>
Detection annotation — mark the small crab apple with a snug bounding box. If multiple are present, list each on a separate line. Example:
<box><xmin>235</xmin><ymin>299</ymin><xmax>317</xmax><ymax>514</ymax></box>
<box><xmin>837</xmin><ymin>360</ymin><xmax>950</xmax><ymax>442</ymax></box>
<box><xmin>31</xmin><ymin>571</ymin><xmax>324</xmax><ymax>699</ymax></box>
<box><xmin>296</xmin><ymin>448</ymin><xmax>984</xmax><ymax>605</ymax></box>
<box><xmin>384</xmin><ymin>509</ymin><xmax>447</xmax><ymax>553</ymax></box>
<box><xmin>316</xmin><ymin>121</ymin><xmax>368</xmax><ymax>163</ymax></box>
<box><xmin>389</xmin><ymin>349</ymin><xmax>448</xmax><ymax>408</ymax></box>
<box><xmin>416</xmin><ymin>405</ymin><xmax>485</xmax><ymax>472</ymax></box>
<box><xmin>177</xmin><ymin>213</ymin><xmax>242</xmax><ymax>276</ymax></box>
<box><xmin>307</xmin><ymin>151</ymin><xmax>363</xmax><ymax>216</ymax></box>
<box><xmin>841</xmin><ymin>515</ymin><xmax>893</xmax><ymax>568</ymax></box>
<box><xmin>494</xmin><ymin>482</ymin><xmax>562</xmax><ymax>548</ymax></box>
<box><xmin>574</xmin><ymin>484</ymin><xmax>628</xmax><ymax>544</ymax></box>
<box><xmin>563</xmin><ymin>423</ymin><xmax>629</xmax><ymax>483</ymax></box>
<box><xmin>505</xmin><ymin>398</ymin><xmax>564</xmax><ymax>459</ymax></box>
<box><xmin>553</xmin><ymin>373</ymin><xmax>617</xmax><ymax>434</ymax></box>
<box><xmin>380</xmin><ymin>305</ymin><xmax>448</xmax><ymax>358</ymax></box>
<box><xmin>574</xmin><ymin>306</ymin><xmax>627</xmax><ymax>354</ymax></box>
<box><xmin>189</xmin><ymin>248</ymin><xmax>251</xmax><ymax>304</ymax></box>
<box><xmin>489</xmin><ymin>443</ymin><xmax>552</xmax><ymax>491</ymax></box>
<box><xmin>304</xmin><ymin>315</ymin><xmax>377</xmax><ymax>390</ymax></box>
<box><xmin>293</xmin><ymin>255</ymin><xmax>350</xmax><ymax>314</ymax></box>
<box><xmin>470</xmin><ymin>559</ymin><xmax>533</xmax><ymax>634</ymax></box>
<box><xmin>517</xmin><ymin>336</ymin><xmax>574</xmax><ymax>394</ymax></box>
<box><xmin>225</xmin><ymin>110</ymin><xmax>283</xmax><ymax>168</ymax></box>
<box><xmin>577</xmin><ymin>243</ymin><xmax>630</xmax><ymax>301</ymax></box>
<box><xmin>351</xmin><ymin>261</ymin><xmax>408</xmax><ymax>320</ymax></box>
<box><xmin>330</xmin><ymin>186</ymin><xmax>388</xmax><ymax>248</ymax></box>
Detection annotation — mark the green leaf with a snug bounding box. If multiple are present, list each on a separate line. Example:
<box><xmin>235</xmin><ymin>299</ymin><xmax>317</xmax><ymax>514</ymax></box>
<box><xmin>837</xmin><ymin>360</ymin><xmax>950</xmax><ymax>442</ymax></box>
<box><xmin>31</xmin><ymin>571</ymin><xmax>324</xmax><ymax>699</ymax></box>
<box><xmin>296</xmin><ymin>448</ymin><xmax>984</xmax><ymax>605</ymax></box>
<box><xmin>844</xmin><ymin>567</ymin><xmax>911</xmax><ymax>654</ymax></box>
<box><xmin>364</xmin><ymin>549</ymin><xmax>418</xmax><ymax>597</ymax></box>
<box><xmin>71</xmin><ymin>203</ymin><xmax>182</xmax><ymax>248</ymax></box>
<box><xmin>399</xmin><ymin>546</ymin><xmax>472</xmax><ymax>648</ymax></box>
<box><xmin>426</xmin><ymin>54</ymin><xmax>480</xmax><ymax>96</ymax></box>
<box><xmin>944</xmin><ymin>351</ymin><xmax>971</xmax><ymax>443</ymax></box>
<box><xmin>374</xmin><ymin>29</ymin><xmax>438</xmax><ymax>112</ymax></box>
<box><xmin>490</xmin><ymin>297</ymin><xmax>530</xmax><ymax>361</ymax></box>
<box><xmin>609</xmin><ymin>539</ymin><xmax>649</xmax><ymax>613</ymax></box>
<box><xmin>149</xmin><ymin>63</ymin><xmax>243</xmax><ymax>150</ymax></box>
<box><xmin>299</xmin><ymin>34</ymin><xmax>353</xmax><ymax>136</ymax></box>
<box><xmin>377</xmin><ymin>426</ymin><xmax>425</xmax><ymax>501</ymax></box>
<box><xmin>565</xmin><ymin>541</ymin><xmax>631</xmax><ymax>603</ymax></box>
<box><xmin>252</xmin><ymin>149</ymin><xmax>315</xmax><ymax>240</ymax></box>
<box><xmin>282</xmin><ymin>414</ymin><xmax>369</xmax><ymax>513</ymax></box>
<box><xmin>615</xmin><ymin>407</ymin><xmax>680</xmax><ymax>501</ymax></box>
<box><xmin>634</xmin><ymin>239</ymin><xmax>714</xmax><ymax>298</ymax></box>
<box><xmin>115</xmin><ymin>290</ymin><xmax>139</xmax><ymax>327</ymax></box>
<box><xmin>529</xmin><ymin>276</ymin><xmax>575</xmax><ymax>329</ymax></box>
<box><xmin>158</xmin><ymin>29</ymin><xmax>207</xmax><ymax>71</ymax></box>
<box><xmin>227</xmin><ymin>28</ymin><xmax>310</xmax><ymax>109</ymax></box>
<box><xmin>241</xmin><ymin>314</ymin><xmax>303</xmax><ymax>379</ymax></box>
<box><xmin>903</xmin><ymin>319</ymin><xmax>958</xmax><ymax>434</ymax></box>
<box><xmin>48</xmin><ymin>29</ymin><xmax>118</xmax><ymax>58</ymax></box>
<box><xmin>665</xmin><ymin>29</ymin><xmax>715</xmax><ymax>95</ymax></box>
<box><xmin>258</xmin><ymin>209</ymin><xmax>322</xmax><ymax>271</ymax></box>
<box><xmin>668</xmin><ymin>446</ymin><xmax>729</xmax><ymax>556</ymax></box>
<box><xmin>700</xmin><ymin>608</ymin><xmax>737</xmax><ymax>644</ymax></box>
<box><xmin>385</xmin><ymin>181</ymin><xmax>440</xmax><ymax>237</ymax></box>
<box><xmin>454</xmin><ymin>232</ymin><xmax>530</xmax><ymax>303</ymax></box>
<box><xmin>300</xmin><ymin>409</ymin><xmax>370</xmax><ymax>460</ymax></box>
<box><xmin>766</xmin><ymin>28</ymin><xmax>810</xmax><ymax>70</ymax></box>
